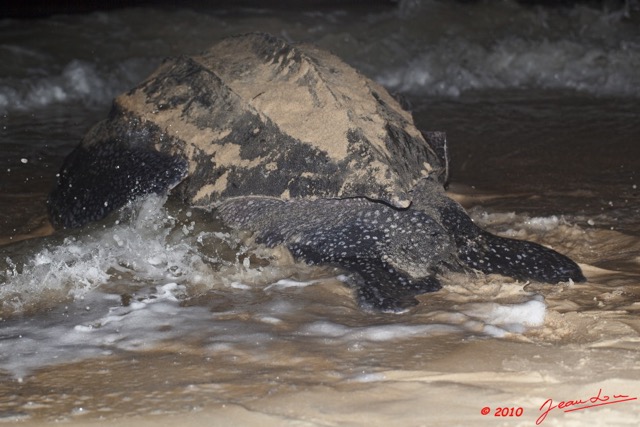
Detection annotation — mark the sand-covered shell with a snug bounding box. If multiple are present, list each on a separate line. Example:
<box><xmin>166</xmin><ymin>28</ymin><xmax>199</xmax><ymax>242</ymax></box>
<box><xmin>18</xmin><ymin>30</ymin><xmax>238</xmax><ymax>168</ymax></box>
<box><xmin>80</xmin><ymin>33</ymin><xmax>443</xmax><ymax>209</ymax></box>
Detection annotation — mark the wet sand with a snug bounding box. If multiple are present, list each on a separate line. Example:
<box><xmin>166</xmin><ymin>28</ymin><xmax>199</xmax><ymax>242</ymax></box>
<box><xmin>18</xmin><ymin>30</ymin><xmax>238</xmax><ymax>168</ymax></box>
<box><xmin>6</xmin><ymin>333</ymin><xmax>639</xmax><ymax>426</ymax></box>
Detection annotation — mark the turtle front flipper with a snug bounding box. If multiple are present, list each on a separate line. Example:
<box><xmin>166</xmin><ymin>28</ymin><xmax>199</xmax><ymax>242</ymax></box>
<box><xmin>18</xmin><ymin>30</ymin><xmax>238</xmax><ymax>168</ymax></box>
<box><xmin>439</xmin><ymin>203</ymin><xmax>585</xmax><ymax>283</ymax></box>
<box><xmin>48</xmin><ymin>144</ymin><xmax>188</xmax><ymax>228</ymax></box>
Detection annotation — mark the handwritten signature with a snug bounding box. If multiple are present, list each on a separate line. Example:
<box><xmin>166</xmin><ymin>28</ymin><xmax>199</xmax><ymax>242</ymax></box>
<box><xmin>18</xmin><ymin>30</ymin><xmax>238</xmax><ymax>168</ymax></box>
<box><xmin>536</xmin><ymin>388</ymin><xmax>638</xmax><ymax>425</ymax></box>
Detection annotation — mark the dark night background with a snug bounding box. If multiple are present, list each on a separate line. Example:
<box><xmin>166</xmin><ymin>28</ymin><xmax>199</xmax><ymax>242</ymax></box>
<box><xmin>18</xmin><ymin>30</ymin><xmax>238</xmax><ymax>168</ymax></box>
<box><xmin>1</xmin><ymin>0</ymin><xmax>634</xmax><ymax>19</ymax></box>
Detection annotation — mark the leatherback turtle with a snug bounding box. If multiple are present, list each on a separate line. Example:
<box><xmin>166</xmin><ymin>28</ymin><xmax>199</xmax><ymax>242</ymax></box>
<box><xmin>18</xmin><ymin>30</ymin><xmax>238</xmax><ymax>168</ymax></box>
<box><xmin>48</xmin><ymin>33</ymin><xmax>585</xmax><ymax>312</ymax></box>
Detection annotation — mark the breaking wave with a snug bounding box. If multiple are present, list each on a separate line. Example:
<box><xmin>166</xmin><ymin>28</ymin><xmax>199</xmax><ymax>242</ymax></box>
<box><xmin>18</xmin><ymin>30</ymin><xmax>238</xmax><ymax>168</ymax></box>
<box><xmin>376</xmin><ymin>0</ymin><xmax>640</xmax><ymax>97</ymax></box>
<box><xmin>1</xmin><ymin>0</ymin><xmax>638</xmax><ymax>114</ymax></box>
<box><xmin>0</xmin><ymin>58</ymin><xmax>156</xmax><ymax>112</ymax></box>
<box><xmin>376</xmin><ymin>36</ymin><xmax>640</xmax><ymax>97</ymax></box>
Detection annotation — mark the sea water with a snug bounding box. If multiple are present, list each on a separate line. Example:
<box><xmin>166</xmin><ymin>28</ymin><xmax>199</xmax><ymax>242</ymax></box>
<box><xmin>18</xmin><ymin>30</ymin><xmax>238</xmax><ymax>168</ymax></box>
<box><xmin>1</xmin><ymin>1</ymin><xmax>639</xmax><ymax>424</ymax></box>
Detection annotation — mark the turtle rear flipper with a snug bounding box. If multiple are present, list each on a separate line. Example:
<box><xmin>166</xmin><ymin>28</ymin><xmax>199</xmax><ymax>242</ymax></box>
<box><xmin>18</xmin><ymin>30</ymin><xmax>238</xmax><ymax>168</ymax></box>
<box><xmin>439</xmin><ymin>204</ymin><xmax>585</xmax><ymax>283</ymax></box>
<box><xmin>464</xmin><ymin>231</ymin><xmax>586</xmax><ymax>283</ymax></box>
<box><xmin>48</xmin><ymin>144</ymin><xmax>187</xmax><ymax>228</ymax></box>
<box><xmin>286</xmin><ymin>229</ymin><xmax>442</xmax><ymax>313</ymax></box>
<box><xmin>348</xmin><ymin>262</ymin><xmax>442</xmax><ymax>313</ymax></box>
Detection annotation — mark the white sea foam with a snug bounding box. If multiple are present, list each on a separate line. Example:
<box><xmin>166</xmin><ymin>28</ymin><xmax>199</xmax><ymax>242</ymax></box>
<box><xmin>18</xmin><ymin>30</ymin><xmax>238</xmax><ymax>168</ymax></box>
<box><xmin>471</xmin><ymin>210</ymin><xmax>569</xmax><ymax>233</ymax></box>
<box><xmin>264</xmin><ymin>278</ymin><xmax>320</xmax><ymax>290</ymax></box>
<box><xmin>460</xmin><ymin>296</ymin><xmax>547</xmax><ymax>337</ymax></box>
<box><xmin>301</xmin><ymin>321</ymin><xmax>460</xmax><ymax>341</ymax></box>
<box><xmin>299</xmin><ymin>293</ymin><xmax>546</xmax><ymax>341</ymax></box>
<box><xmin>0</xmin><ymin>283</ymin><xmax>211</xmax><ymax>379</ymax></box>
<box><xmin>0</xmin><ymin>196</ymin><xmax>217</xmax><ymax>314</ymax></box>
<box><xmin>0</xmin><ymin>285</ymin><xmax>547</xmax><ymax>378</ymax></box>
<box><xmin>467</xmin><ymin>210</ymin><xmax>584</xmax><ymax>249</ymax></box>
